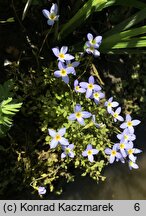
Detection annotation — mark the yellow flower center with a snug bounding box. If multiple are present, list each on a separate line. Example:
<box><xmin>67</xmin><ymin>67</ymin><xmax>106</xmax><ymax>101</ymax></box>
<box><xmin>60</xmin><ymin>69</ymin><xmax>67</xmax><ymax>76</ymax></box>
<box><xmin>90</xmin><ymin>46</ymin><xmax>94</xmax><ymax>51</ymax></box>
<box><xmin>88</xmin><ymin>83</ymin><xmax>94</xmax><ymax>90</ymax></box>
<box><xmin>49</xmin><ymin>13</ymin><xmax>56</xmax><ymax>20</ymax></box>
<box><xmin>67</xmin><ymin>63</ymin><xmax>72</xmax><ymax>67</ymax></box>
<box><xmin>55</xmin><ymin>134</ymin><xmax>61</xmax><ymax>141</ymax></box>
<box><xmin>75</xmin><ymin>112</ymin><xmax>82</xmax><ymax>118</ymax></box>
<box><xmin>120</xmin><ymin>143</ymin><xmax>125</xmax><ymax>149</ymax></box>
<box><xmin>127</xmin><ymin>121</ymin><xmax>132</xmax><ymax>127</ymax></box>
<box><xmin>87</xmin><ymin>150</ymin><xmax>93</xmax><ymax>156</ymax></box>
<box><xmin>65</xmin><ymin>148</ymin><xmax>71</xmax><ymax>154</ymax></box>
<box><xmin>129</xmin><ymin>161</ymin><xmax>133</xmax><ymax>166</ymax></box>
<box><xmin>111</xmin><ymin>150</ymin><xmax>116</xmax><ymax>156</ymax></box>
<box><xmin>93</xmin><ymin>92</ymin><xmax>99</xmax><ymax>99</ymax></box>
<box><xmin>113</xmin><ymin>113</ymin><xmax>118</xmax><ymax>118</ymax></box>
<box><xmin>91</xmin><ymin>39</ymin><xmax>96</xmax><ymax>45</ymax></box>
<box><xmin>108</xmin><ymin>102</ymin><xmax>112</xmax><ymax>107</ymax></box>
<box><xmin>128</xmin><ymin>149</ymin><xmax>134</xmax><ymax>155</ymax></box>
<box><xmin>58</xmin><ymin>53</ymin><xmax>65</xmax><ymax>59</ymax></box>
<box><xmin>75</xmin><ymin>86</ymin><xmax>80</xmax><ymax>91</ymax></box>
<box><xmin>124</xmin><ymin>135</ymin><xmax>128</xmax><ymax>140</ymax></box>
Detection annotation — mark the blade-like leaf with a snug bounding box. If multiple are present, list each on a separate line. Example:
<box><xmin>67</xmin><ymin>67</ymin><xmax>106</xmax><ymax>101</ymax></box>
<box><xmin>22</xmin><ymin>0</ymin><xmax>33</xmax><ymax>21</ymax></box>
<box><xmin>58</xmin><ymin>0</ymin><xmax>108</xmax><ymax>41</ymax></box>
<box><xmin>101</xmin><ymin>26</ymin><xmax>146</xmax><ymax>51</ymax></box>
<box><xmin>104</xmin><ymin>7</ymin><xmax>146</xmax><ymax>37</ymax></box>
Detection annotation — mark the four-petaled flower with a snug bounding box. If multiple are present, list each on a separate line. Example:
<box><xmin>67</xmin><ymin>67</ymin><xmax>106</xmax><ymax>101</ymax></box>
<box><xmin>54</xmin><ymin>61</ymin><xmax>73</xmax><ymax>84</ymax></box>
<box><xmin>68</xmin><ymin>104</ymin><xmax>92</xmax><ymax>125</ymax></box>
<box><xmin>105</xmin><ymin>97</ymin><xmax>119</xmax><ymax>114</ymax></box>
<box><xmin>85</xmin><ymin>33</ymin><xmax>102</xmax><ymax>57</ymax></box>
<box><xmin>128</xmin><ymin>159</ymin><xmax>139</xmax><ymax>170</ymax></box>
<box><xmin>82</xmin><ymin>144</ymin><xmax>99</xmax><ymax>162</ymax></box>
<box><xmin>117</xmin><ymin>128</ymin><xmax>136</xmax><ymax>143</ymax></box>
<box><xmin>74</xmin><ymin>80</ymin><xmax>86</xmax><ymax>93</ymax></box>
<box><xmin>61</xmin><ymin>144</ymin><xmax>75</xmax><ymax>158</ymax></box>
<box><xmin>104</xmin><ymin>144</ymin><xmax>121</xmax><ymax>164</ymax></box>
<box><xmin>111</xmin><ymin>107</ymin><xmax>124</xmax><ymax>122</ymax></box>
<box><xmin>120</xmin><ymin>114</ymin><xmax>141</xmax><ymax>133</ymax></box>
<box><xmin>42</xmin><ymin>3</ymin><xmax>59</xmax><ymax>26</ymax></box>
<box><xmin>66</xmin><ymin>60</ymin><xmax>80</xmax><ymax>75</ymax></box>
<box><xmin>38</xmin><ymin>187</ymin><xmax>46</xmax><ymax>195</ymax></box>
<box><xmin>80</xmin><ymin>76</ymin><xmax>101</xmax><ymax>98</ymax></box>
<box><xmin>86</xmin><ymin>33</ymin><xmax>102</xmax><ymax>48</ymax></box>
<box><xmin>52</xmin><ymin>46</ymin><xmax>74</xmax><ymax>62</ymax></box>
<box><xmin>91</xmin><ymin>91</ymin><xmax>105</xmax><ymax>104</ymax></box>
<box><xmin>126</xmin><ymin>141</ymin><xmax>142</xmax><ymax>162</ymax></box>
<box><xmin>48</xmin><ymin>128</ymin><xmax>69</xmax><ymax>148</ymax></box>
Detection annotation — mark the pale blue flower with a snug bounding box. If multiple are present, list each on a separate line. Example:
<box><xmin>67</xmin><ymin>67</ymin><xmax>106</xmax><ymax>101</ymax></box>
<box><xmin>128</xmin><ymin>159</ymin><xmax>139</xmax><ymax>170</ymax></box>
<box><xmin>42</xmin><ymin>3</ymin><xmax>59</xmax><ymax>26</ymax></box>
<box><xmin>38</xmin><ymin>187</ymin><xmax>46</xmax><ymax>195</ymax></box>
<box><xmin>105</xmin><ymin>144</ymin><xmax>122</xmax><ymax>164</ymax></box>
<box><xmin>74</xmin><ymin>80</ymin><xmax>86</xmax><ymax>93</ymax></box>
<box><xmin>85</xmin><ymin>33</ymin><xmax>102</xmax><ymax>57</ymax></box>
<box><xmin>111</xmin><ymin>107</ymin><xmax>124</xmax><ymax>122</ymax></box>
<box><xmin>86</xmin><ymin>33</ymin><xmax>102</xmax><ymax>48</ymax></box>
<box><xmin>126</xmin><ymin>141</ymin><xmax>142</xmax><ymax>162</ymax></box>
<box><xmin>82</xmin><ymin>144</ymin><xmax>99</xmax><ymax>162</ymax></box>
<box><xmin>54</xmin><ymin>61</ymin><xmax>74</xmax><ymax>84</ymax></box>
<box><xmin>80</xmin><ymin>76</ymin><xmax>101</xmax><ymax>98</ymax></box>
<box><xmin>61</xmin><ymin>144</ymin><xmax>74</xmax><ymax>158</ymax></box>
<box><xmin>66</xmin><ymin>60</ymin><xmax>80</xmax><ymax>75</ymax></box>
<box><xmin>68</xmin><ymin>104</ymin><xmax>92</xmax><ymax>125</ymax></box>
<box><xmin>117</xmin><ymin>128</ymin><xmax>136</xmax><ymax>143</ymax></box>
<box><xmin>104</xmin><ymin>97</ymin><xmax>119</xmax><ymax>114</ymax></box>
<box><xmin>120</xmin><ymin>114</ymin><xmax>141</xmax><ymax>133</ymax></box>
<box><xmin>91</xmin><ymin>91</ymin><xmax>105</xmax><ymax>104</ymax></box>
<box><xmin>52</xmin><ymin>46</ymin><xmax>74</xmax><ymax>62</ymax></box>
<box><xmin>48</xmin><ymin>128</ymin><xmax>69</xmax><ymax>149</ymax></box>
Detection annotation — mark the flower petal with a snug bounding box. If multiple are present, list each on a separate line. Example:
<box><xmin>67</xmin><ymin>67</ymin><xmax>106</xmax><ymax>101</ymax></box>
<box><xmin>89</xmin><ymin>76</ymin><xmax>94</xmax><ymax>84</ymax></box>
<box><xmin>132</xmin><ymin>120</ymin><xmax>141</xmax><ymax>126</ymax></box>
<box><xmin>65</xmin><ymin>54</ymin><xmax>74</xmax><ymax>61</ymax></box>
<box><xmin>88</xmin><ymin>154</ymin><xmax>94</xmax><ymax>162</ymax></box>
<box><xmin>62</xmin><ymin>76</ymin><xmax>69</xmax><ymax>84</ymax></box>
<box><xmin>92</xmin><ymin>149</ymin><xmax>99</xmax><ymax>155</ymax></box>
<box><xmin>86</xmin><ymin>88</ymin><xmax>92</xmax><ymax>98</ymax></box>
<box><xmin>50</xmin><ymin>139</ymin><xmax>58</xmax><ymax>149</ymax></box>
<box><xmin>82</xmin><ymin>150</ymin><xmax>87</xmax><ymax>157</ymax></box>
<box><xmin>60</xmin><ymin>137</ymin><xmax>69</xmax><ymax>146</ymax></box>
<box><xmin>48</xmin><ymin>129</ymin><xmax>56</xmax><ymax>137</ymax></box>
<box><xmin>47</xmin><ymin>19</ymin><xmax>54</xmax><ymax>26</ymax></box>
<box><xmin>54</xmin><ymin>70</ymin><xmax>61</xmax><ymax>77</ymax></box>
<box><xmin>80</xmin><ymin>82</ymin><xmax>88</xmax><ymax>88</ymax></box>
<box><xmin>58</xmin><ymin>128</ymin><xmax>66</xmax><ymax>136</ymax></box>
<box><xmin>104</xmin><ymin>148</ymin><xmax>111</xmax><ymax>155</ymax></box>
<box><xmin>87</xmin><ymin>33</ymin><xmax>93</xmax><ymax>41</ymax></box>
<box><xmin>77</xmin><ymin>117</ymin><xmax>85</xmax><ymax>125</ymax></box>
<box><xmin>60</xmin><ymin>46</ymin><xmax>68</xmax><ymax>54</ymax></box>
<box><xmin>61</xmin><ymin>152</ymin><xmax>66</xmax><ymax>158</ymax></box>
<box><xmin>109</xmin><ymin>155</ymin><xmax>115</xmax><ymax>163</ymax></box>
<box><xmin>68</xmin><ymin>113</ymin><xmax>76</xmax><ymax>120</ymax></box>
<box><xmin>42</xmin><ymin>9</ymin><xmax>50</xmax><ymax>18</ymax></box>
<box><xmin>52</xmin><ymin>47</ymin><xmax>59</xmax><ymax>57</ymax></box>
<box><xmin>75</xmin><ymin>104</ymin><xmax>82</xmax><ymax>112</ymax></box>
<box><xmin>50</xmin><ymin>3</ymin><xmax>58</xmax><ymax>14</ymax></box>
<box><xmin>82</xmin><ymin>111</ymin><xmax>92</xmax><ymax>118</ymax></box>
<box><xmin>87</xmin><ymin>144</ymin><xmax>92</xmax><ymax>150</ymax></box>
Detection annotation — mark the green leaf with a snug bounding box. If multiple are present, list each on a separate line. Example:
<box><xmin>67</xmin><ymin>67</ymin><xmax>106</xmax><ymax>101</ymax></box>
<box><xmin>104</xmin><ymin>7</ymin><xmax>146</xmax><ymax>37</ymax></box>
<box><xmin>100</xmin><ymin>26</ymin><xmax>146</xmax><ymax>51</ymax></box>
<box><xmin>58</xmin><ymin>0</ymin><xmax>108</xmax><ymax>41</ymax></box>
<box><xmin>22</xmin><ymin>0</ymin><xmax>33</xmax><ymax>21</ymax></box>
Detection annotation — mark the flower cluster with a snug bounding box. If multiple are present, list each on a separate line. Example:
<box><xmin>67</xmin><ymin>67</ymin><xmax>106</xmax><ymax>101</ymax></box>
<box><xmin>52</xmin><ymin>46</ymin><xmax>80</xmax><ymax>84</ymax></box>
<box><xmin>104</xmin><ymin>97</ymin><xmax>142</xmax><ymax>170</ymax></box>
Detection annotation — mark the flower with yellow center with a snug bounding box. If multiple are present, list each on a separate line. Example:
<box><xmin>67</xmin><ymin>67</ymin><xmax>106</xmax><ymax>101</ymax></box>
<box><xmin>52</xmin><ymin>46</ymin><xmax>74</xmax><ymax>62</ymax></box>
<box><xmin>120</xmin><ymin>114</ymin><xmax>141</xmax><ymax>133</ymax></box>
<box><xmin>80</xmin><ymin>76</ymin><xmax>101</xmax><ymax>98</ymax></box>
<box><xmin>61</xmin><ymin>144</ymin><xmax>75</xmax><ymax>159</ymax></box>
<box><xmin>105</xmin><ymin>144</ymin><xmax>121</xmax><ymax>164</ymax></box>
<box><xmin>48</xmin><ymin>128</ymin><xmax>69</xmax><ymax>149</ymax></box>
<box><xmin>42</xmin><ymin>3</ymin><xmax>59</xmax><ymax>26</ymax></box>
<box><xmin>68</xmin><ymin>104</ymin><xmax>92</xmax><ymax>125</ymax></box>
<box><xmin>82</xmin><ymin>144</ymin><xmax>99</xmax><ymax>162</ymax></box>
